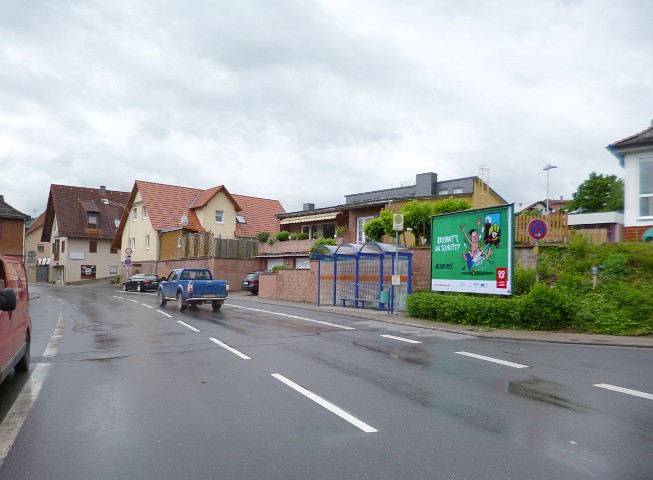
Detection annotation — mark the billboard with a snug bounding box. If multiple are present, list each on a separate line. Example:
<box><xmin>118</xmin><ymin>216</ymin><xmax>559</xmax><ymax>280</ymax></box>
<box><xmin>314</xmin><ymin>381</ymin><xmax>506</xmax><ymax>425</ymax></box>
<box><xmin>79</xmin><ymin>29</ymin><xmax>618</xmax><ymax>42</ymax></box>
<box><xmin>430</xmin><ymin>205</ymin><xmax>514</xmax><ymax>295</ymax></box>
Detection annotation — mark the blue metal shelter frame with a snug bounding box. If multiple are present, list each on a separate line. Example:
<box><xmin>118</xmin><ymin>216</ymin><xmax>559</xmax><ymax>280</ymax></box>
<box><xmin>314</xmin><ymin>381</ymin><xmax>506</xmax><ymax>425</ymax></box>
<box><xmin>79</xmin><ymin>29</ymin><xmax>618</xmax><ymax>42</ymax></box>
<box><xmin>310</xmin><ymin>242</ymin><xmax>412</xmax><ymax>313</ymax></box>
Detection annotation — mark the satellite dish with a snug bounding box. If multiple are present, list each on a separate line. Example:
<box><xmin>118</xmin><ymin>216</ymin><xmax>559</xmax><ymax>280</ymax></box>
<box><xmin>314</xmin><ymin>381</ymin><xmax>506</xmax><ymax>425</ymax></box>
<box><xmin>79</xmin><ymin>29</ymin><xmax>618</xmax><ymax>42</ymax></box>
<box><xmin>180</xmin><ymin>214</ymin><xmax>189</xmax><ymax>227</ymax></box>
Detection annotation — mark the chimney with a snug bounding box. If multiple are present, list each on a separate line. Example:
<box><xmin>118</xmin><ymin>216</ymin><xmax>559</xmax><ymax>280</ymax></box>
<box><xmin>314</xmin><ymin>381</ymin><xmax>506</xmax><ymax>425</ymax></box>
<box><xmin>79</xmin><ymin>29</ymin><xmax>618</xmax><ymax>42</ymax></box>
<box><xmin>303</xmin><ymin>203</ymin><xmax>315</xmax><ymax>211</ymax></box>
<box><xmin>0</xmin><ymin>195</ymin><xmax>4</xmax><ymax>203</ymax></box>
<box><xmin>100</xmin><ymin>185</ymin><xmax>108</xmax><ymax>203</ymax></box>
<box><xmin>415</xmin><ymin>172</ymin><xmax>438</xmax><ymax>196</ymax></box>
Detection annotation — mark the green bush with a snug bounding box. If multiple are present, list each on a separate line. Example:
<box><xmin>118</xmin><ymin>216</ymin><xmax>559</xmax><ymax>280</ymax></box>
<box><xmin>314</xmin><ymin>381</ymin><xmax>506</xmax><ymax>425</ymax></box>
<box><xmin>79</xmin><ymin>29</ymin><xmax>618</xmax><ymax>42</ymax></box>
<box><xmin>256</xmin><ymin>232</ymin><xmax>271</xmax><ymax>242</ymax></box>
<box><xmin>514</xmin><ymin>266</ymin><xmax>536</xmax><ymax>295</ymax></box>
<box><xmin>309</xmin><ymin>238</ymin><xmax>336</xmax><ymax>253</ymax></box>
<box><xmin>290</xmin><ymin>232</ymin><xmax>309</xmax><ymax>240</ymax></box>
<box><xmin>271</xmin><ymin>265</ymin><xmax>291</xmax><ymax>273</ymax></box>
<box><xmin>518</xmin><ymin>283</ymin><xmax>572</xmax><ymax>330</ymax></box>
<box><xmin>406</xmin><ymin>241</ymin><xmax>653</xmax><ymax>336</ymax></box>
<box><xmin>276</xmin><ymin>231</ymin><xmax>291</xmax><ymax>241</ymax></box>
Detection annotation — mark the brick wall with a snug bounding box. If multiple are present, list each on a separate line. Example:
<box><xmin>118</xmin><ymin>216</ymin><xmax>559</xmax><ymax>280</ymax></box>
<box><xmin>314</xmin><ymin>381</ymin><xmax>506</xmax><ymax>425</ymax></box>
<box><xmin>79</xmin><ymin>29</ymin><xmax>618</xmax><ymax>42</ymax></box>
<box><xmin>259</xmin><ymin>267</ymin><xmax>318</xmax><ymax>303</ymax></box>
<box><xmin>133</xmin><ymin>257</ymin><xmax>265</xmax><ymax>291</ymax></box>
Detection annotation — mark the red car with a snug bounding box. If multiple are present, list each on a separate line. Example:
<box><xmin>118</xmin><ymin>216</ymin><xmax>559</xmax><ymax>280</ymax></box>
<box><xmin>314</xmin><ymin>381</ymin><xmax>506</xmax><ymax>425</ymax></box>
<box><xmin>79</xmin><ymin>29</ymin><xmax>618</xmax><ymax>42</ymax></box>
<box><xmin>0</xmin><ymin>254</ymin><xmax>32</xmax><ymax>386</ymax></box>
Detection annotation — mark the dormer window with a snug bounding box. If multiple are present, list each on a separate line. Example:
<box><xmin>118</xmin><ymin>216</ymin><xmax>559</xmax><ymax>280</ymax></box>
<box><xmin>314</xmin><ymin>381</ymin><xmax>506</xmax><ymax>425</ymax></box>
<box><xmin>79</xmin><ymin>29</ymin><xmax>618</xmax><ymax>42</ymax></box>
<box><xmin>87</xmin><ymin>212</ymin><xmax>99</xmax><ymax>228</ymax></box>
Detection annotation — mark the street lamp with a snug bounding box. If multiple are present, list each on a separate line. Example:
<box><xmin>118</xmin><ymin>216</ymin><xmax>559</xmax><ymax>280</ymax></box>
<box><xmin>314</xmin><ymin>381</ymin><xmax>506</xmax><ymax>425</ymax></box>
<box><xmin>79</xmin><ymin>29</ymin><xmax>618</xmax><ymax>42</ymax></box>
<box><xmin>543</xmin><ymin>165</ymin><xmax>557</xmax><ymax>214</ymax></box>
<box><xmin>101</xmin><ymin>197</ymin><xmax>131</xmax><ymax>275</ymax></box>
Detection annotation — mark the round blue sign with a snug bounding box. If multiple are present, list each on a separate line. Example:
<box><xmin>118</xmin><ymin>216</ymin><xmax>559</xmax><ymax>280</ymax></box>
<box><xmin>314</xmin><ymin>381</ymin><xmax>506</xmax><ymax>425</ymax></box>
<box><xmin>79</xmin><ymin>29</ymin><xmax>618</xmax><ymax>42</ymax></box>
<box><xmin>528</xmin><ymin>219</ymin><xmax>548</xmax><ymax>240</ymax></box>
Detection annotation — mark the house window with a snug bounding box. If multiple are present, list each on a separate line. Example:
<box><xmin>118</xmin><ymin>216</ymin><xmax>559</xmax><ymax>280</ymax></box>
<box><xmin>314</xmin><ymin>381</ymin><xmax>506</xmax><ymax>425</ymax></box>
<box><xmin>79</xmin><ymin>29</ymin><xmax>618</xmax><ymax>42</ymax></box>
<box><xmin>357</xmin><ymin>216</ymin><xmax>374</xmax><ymax>242</ymax></box>
<box><xmin>215</xmin><ymin>210</ymin><xmax>224</xmax><ymax>224</ymax></box>
<box><xmin>453</xmin><ymin>187</ymin><xmax>463</xmax><ymax>194</ymax></box>
<box><xmin>301</xmin><ymin>223</ymin><xmax>336</xmax><ymax>239</ymax></box>
<box><xmin>145</xmin><ymin>235</ymin><xmax>150</xmax><ymax>249</ymax></box>
<box><xmin>61</xmin><ymin>241</ymin><xmax>66</xmax><ymax>253</ymax></box>
<box><xmin>89</xmin><ymin>240</ymin><xmax>97</xmax><ymax>253</ymax></box>
<box><xmin>438</xmin><ymin>189</ymin><xmax>448</xmax><ymax>195</ymax></box>
<box><xmin>87</xmin><ymin>213</ymin><xmax>99</xmax><ymax>228</ymax></box>
<box><xmin>236</xmin><ymin>214</ymin><xmax>246</xmax><ymax>223</ymax></box>
<box><xmin>132</xmin><ymin>208</ymin><xmax>137</xmax><ymax>221</ymax></box>
<box><xmin>639</xmin><ymin>157</ymin><xmax>653</xmax><ymax>218</ymax></box>
<box><xmin>142</xmin><ymin>206</ymin><xmax>148</xmax><ymax>219</ymax></box>
<box><xmin>129</xmin><ymin>238</ymin><xmax>136</xmax><ymax>250</ymax></box>
<box><xmin>38</xmin><ymin>244</ymin><xmax>45</xmax><ymax>253</ymax></box>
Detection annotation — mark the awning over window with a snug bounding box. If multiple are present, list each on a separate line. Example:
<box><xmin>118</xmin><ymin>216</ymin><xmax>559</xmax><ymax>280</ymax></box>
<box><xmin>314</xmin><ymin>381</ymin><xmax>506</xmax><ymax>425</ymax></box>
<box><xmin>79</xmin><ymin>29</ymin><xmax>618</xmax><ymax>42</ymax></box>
<box><xmin>280</xmin><ymin>212</ymin><xmax>341</xmax><ymax>225</ymax></box>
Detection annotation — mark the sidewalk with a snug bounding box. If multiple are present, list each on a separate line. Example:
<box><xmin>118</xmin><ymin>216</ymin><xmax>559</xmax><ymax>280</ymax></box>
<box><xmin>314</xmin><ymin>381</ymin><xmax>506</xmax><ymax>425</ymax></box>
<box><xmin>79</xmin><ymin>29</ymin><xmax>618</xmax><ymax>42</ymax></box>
<box><xmin>229</xmin><ymin>291</ymin><xmax>653</xmax><ymax>348</ymax></box>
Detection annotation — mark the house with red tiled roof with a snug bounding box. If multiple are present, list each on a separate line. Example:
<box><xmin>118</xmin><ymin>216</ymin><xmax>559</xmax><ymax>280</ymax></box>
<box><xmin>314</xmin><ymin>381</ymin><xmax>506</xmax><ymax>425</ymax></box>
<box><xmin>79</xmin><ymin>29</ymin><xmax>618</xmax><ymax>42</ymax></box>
<box><xmin>607</xmin><ymin>120</ymin><xmax>653</xmax><ymax>242</ymax></box>
<box><xmin>41</xmin><ymin>185</ymin><xmax>130</xmax><ymax>284</ymax></box>
<box><xmin>25</xmin><ymin>212</ymin><xmax>52</xmax><ymax>283</ymax></box>
<box><xmin>111</xmin><ymin>180</ymin><xmax>285</xmax><ymax>273</ymax></box>
<box><xmin>0</xmin><ymin>195</ymin><xmax>30</xmax><ymax>257</ymax></box>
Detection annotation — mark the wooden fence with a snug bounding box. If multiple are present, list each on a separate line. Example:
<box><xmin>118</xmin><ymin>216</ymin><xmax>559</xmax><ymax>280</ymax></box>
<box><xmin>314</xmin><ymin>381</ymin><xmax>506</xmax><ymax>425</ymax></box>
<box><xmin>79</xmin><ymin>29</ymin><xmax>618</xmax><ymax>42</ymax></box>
<box><xmin>180</xmin><ymin>232</ymin><xmax>258</xmax><ymax>259</ymax></box>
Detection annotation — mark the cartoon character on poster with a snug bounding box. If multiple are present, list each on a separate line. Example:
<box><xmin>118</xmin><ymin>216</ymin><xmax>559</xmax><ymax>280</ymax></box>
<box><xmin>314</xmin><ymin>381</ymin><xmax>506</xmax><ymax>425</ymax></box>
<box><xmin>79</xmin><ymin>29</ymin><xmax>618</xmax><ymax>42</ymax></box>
<box><xmin>459</xmin><ymin>213</ymin><xmax>500</xmax><ymax>273</ymax></box>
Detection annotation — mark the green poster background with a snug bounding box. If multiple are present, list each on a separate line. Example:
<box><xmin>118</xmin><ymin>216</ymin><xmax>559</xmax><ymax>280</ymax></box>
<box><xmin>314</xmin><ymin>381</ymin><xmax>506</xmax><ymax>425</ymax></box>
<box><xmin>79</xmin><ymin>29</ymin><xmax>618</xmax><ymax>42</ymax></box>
<box><xmin>430</xmin><ymin>205</ymin><xmax>514</xmax><ymax>295</ymax></box>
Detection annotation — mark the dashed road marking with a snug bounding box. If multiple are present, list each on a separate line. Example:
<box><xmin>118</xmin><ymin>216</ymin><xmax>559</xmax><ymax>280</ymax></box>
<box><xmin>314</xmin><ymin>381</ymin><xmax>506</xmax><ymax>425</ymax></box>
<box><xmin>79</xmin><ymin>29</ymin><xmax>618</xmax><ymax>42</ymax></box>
<box><xmin>455</xmin><ymin>351</ymin><xmax>529</xmax><ymax>369</ymax></box>
<box><xmin>594</xmin><ymin>384</ymin><xmax>653</xmax><ymax>401</ymax></box>
<box><xmin>228</xmin><ymin>304</ymin><xmax>354</xmax><ymax>330</ymax></box>
<box><xmin>272</xmin><ymin>373</ymin><xmax>377</xmax><ymax>433</ymax></box>
<box><xmin>381</xmin><ymin>334</ymin><xmax>422</xmax><ymax>344</ymax></box>
<box><xmin>209</xmin><ymin>337</ymin><xmax>251</xmax><ymax>360</ymax></box>
<box><xmin>177</xmin><ymin>320</ymin><xmax>200</xmax><ymax>332</ymax></box>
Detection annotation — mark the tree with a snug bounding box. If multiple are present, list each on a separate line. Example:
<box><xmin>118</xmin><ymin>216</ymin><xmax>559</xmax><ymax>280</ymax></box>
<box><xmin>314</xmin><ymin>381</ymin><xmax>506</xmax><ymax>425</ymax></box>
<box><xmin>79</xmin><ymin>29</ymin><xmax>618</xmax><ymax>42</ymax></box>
<box><xmin>364</xmin><ymin>210</ymin><xmax>394</xmax><ymax>242</ymax></box>
<box><xmin>567</xmin><ymin>172</ymin><xmax>624</xmax><ymax>213</ymax></box>
<box><xmin>402</xmin><ymin>200</ymin><xmax>435</xmax><ymax>247</ymax></box>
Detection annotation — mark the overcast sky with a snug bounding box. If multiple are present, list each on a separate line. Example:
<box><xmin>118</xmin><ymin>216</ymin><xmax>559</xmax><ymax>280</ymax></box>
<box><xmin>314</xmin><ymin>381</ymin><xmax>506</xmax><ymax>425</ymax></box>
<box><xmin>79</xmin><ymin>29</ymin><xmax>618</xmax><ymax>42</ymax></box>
<box><xmin>1</xmin><ymin>0</ymin><xmax>652</xmax><ymax>219</ymax></box>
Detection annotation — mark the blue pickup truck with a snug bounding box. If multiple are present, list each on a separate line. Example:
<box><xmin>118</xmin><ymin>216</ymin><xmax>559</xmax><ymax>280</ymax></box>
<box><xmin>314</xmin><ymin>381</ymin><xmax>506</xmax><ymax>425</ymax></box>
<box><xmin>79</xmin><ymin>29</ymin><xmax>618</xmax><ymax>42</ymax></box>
<box><xmin>157</xmin><ymin>268</ymin><xmax>229</xmax><ymax>311</ymax></box>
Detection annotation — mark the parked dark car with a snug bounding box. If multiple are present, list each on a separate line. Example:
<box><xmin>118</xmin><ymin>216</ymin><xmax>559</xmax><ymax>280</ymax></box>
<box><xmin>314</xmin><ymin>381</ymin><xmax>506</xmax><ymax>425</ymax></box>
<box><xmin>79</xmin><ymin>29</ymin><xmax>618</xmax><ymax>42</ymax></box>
<box><xmin>241</xmin><ymin>272</ymin><xmax>262</xmax><ymax>295</ymax></box>
<box><xmin>122</xmin><ymin>274</ymin><xmax>159</xmax><ymax>292</ymax></box>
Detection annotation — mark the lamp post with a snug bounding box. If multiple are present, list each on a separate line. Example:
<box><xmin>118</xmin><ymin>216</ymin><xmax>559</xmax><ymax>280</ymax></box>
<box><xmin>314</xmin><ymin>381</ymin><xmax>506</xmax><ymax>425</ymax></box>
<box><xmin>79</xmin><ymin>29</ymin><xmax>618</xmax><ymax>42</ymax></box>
<box><xmin>102</xmin><ymin>198</ymin><xmax>131</xmax><ymax>276</ymax></box>
<box><xmin>543</xmin><ymin>165</ymin><xmax>557</xmax><ymax>214</ymax></box>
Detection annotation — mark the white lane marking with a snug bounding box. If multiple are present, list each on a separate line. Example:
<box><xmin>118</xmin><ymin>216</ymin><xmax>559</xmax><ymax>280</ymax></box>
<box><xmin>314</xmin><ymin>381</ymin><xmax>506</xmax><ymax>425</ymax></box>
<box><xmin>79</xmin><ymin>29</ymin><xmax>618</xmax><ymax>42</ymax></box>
<box><xmin>43</xmin><ymin>311</ymin><xmax>65</xmax><ymax>357</ymax></box>
<box><xmin>157</xmin><ymin>310</ymin><xmax>173</xmax><ymax>318</ymax></box>
<box><xmin>177</xmin><ymin>320</ymin><xmax>200</xmax><ymax>332</ymax></box>
<box><xmin>0</xmin><ymin>363</ymin><xmax>50</xmax><ymax>467</ymax></box>
<box><xmin>271</xmin><ymin>373</ymin><xmax>377</xmax><ymax>433</ymax></box>
<box><xmin>127</xmin><ymin>299</ymin><xmax>139</xmax><ymax>304</ymax></box>
<box><xmin>228</xmin><ymin>304</ymin><xmax>354</xmax><ymax>330</ymax></box>
<box><xmin>141</xmin><ymin>304</ymin><xmax>154</xmax><ymax>309</ymax></box>
<box><xmin>455</xmin><ymin>351</ymin><xmax>529</xmax><ymax>369</ymax></box>
<box><xmin>381</xmin><ymin>334</ymin><xmax>422</xmax><ymax>344</ymax></box>
<box><xmin>594</xmin><ymin>383</ymin><xmax>653</xmax><ymax>401</ymax></box>
<box><xmin>209</xmin><ymin>337</ymin><xmax>251</xmax><ymax>360</ymax></box>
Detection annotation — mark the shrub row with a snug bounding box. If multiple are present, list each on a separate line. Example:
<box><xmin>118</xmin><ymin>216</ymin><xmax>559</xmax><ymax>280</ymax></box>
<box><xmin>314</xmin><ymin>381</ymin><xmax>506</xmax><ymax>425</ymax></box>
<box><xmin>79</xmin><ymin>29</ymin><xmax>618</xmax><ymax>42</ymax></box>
<box><xmin>406</xmin><ymin>283</ymin><xmax>652</xmax><ymax>336</ymax></box>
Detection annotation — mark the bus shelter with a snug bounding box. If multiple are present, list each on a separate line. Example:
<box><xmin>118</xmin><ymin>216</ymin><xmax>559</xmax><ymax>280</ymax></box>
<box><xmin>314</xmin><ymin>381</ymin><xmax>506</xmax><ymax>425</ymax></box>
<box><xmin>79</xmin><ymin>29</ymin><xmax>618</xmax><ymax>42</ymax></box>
<box><xmin>310</xmin><ymin>242</ymin><xmax>412</xmax><ymax>313</ymax></box>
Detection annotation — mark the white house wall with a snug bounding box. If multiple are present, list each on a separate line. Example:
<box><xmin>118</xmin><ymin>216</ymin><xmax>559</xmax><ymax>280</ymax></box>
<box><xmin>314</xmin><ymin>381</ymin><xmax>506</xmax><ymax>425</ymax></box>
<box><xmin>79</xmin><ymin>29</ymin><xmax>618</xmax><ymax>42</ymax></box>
<box><xmin>56</xmin><ymin>237</ymin><xmax>121</xmax><ymax>283</ymax></box>
<box><xmin>196</xmin><ymin>192</ymin><xmax>238</xmax><ymax>238</ymax></box>
<box><xmin>125</xmin><ymin>190</ymin><xmax>158</xmax><ymax>263</ymax></box>
<box><xmin>624</xmin><ymin>152</ymin><xmax>653</xmax><ymax>228</ymax></box>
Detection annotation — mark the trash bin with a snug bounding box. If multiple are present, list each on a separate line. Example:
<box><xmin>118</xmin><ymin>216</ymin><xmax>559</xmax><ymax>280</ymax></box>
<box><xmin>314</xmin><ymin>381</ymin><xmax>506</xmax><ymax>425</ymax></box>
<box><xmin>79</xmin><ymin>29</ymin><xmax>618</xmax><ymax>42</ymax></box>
<box><xmin>379</xmin><ymin>290</ymin><xmax>390</xmax><ymax>311</ymax></box>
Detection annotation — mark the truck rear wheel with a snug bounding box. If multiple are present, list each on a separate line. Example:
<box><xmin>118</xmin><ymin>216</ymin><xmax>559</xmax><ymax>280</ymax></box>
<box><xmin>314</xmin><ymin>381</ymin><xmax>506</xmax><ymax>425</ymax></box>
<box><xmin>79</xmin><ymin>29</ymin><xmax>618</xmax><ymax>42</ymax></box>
<box><xmin>158</xmin><ymin>290</ymin><xmax>167</xmax><ymax>307</ymax></box>
<box><xmin>177</xmin><ymin>293</ymin><xmax>187</xmax><ymax>311</ymax></box>
<box><xmin>212</xmin><ymin>301</ymin><xmax>222</xmax><ymax>311</ymax></box>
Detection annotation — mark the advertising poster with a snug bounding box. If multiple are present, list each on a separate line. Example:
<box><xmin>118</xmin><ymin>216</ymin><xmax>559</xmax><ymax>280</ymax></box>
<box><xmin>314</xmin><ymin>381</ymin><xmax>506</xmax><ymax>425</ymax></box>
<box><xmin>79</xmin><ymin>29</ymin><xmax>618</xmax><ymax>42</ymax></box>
<box><xmin>431</xmin><ymin>205</ymin><xmax>514</xmax><ymax>295</ymax></box>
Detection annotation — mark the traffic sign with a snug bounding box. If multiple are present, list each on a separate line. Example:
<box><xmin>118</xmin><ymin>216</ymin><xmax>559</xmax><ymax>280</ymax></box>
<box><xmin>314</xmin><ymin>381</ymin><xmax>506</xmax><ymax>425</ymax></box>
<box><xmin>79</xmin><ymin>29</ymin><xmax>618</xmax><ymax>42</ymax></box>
<box><xmin>124</xmin><ymin>258</ymin><xmax>132</xmax><ymax>266</ymax></box>
<box><xmin>528</xmin><ymin>218</ymin><xmax>548</xmax><ymax>240</ymax></box>
<box><xmin>392</xmin><ymin>214</ymin><xmax>404</xmax><ymax>231</ymax></box>
<box><xmin>125</xmin><ymin>247</ymin><xmax>133</xmax><ymax>255</ymax></box>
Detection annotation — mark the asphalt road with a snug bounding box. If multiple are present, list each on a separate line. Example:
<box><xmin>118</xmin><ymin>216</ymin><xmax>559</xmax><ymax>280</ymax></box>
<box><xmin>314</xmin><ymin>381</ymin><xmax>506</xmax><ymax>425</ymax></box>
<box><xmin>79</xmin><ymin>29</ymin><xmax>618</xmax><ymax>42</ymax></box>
<box><xmin>0</xmin><ymin>284</ymin><xmax>651</xmax><ymax>479</ymax></box>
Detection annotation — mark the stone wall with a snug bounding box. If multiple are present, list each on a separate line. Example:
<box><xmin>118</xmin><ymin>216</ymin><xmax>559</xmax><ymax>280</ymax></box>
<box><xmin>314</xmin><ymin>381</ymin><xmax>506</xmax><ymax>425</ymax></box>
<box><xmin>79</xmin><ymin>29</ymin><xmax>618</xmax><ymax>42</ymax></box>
<box><xmin>259</xmin><ymin>267</ymin><xmax>317</xmax><ymax>303</ymax></box>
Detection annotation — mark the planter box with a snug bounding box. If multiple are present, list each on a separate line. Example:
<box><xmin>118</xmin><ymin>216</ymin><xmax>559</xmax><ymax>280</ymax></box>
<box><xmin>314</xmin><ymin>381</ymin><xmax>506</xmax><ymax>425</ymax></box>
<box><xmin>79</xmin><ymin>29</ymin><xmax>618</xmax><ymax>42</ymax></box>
<box><xmin>257</xmin><ymin>239</ymin><xmax>314</xmax><ymax>255</ymax></box>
